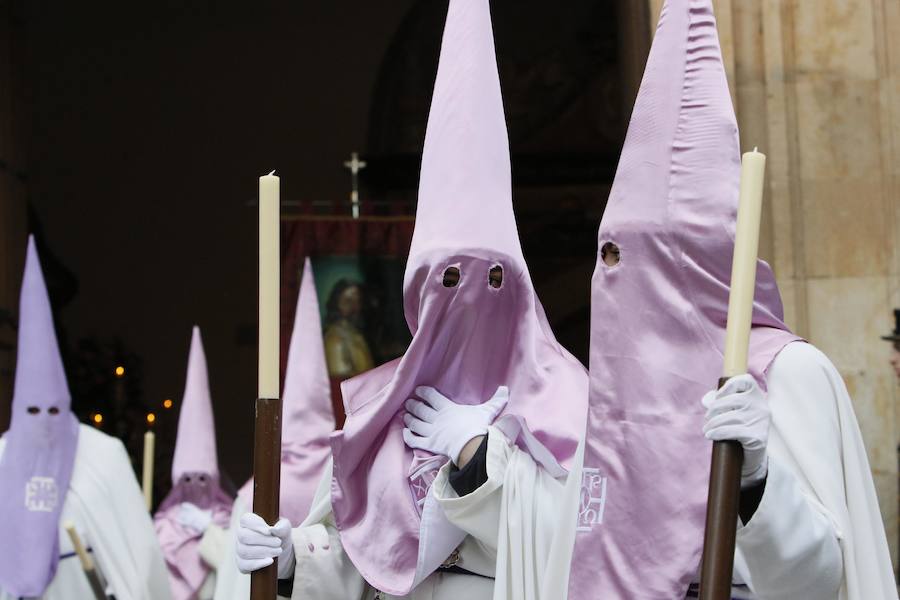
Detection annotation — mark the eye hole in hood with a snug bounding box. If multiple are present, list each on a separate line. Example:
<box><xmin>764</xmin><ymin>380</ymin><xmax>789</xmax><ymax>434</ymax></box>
<box><xmin>489</xmin><ymin>265</ymin><xmax>503</xmax><ymax>288</ymax></box>
<box><xmin>442</xmin><ymin>266</ymin><xmax>460</xmax><ymax>287</ymax></box>
<box><xmin>601</xmin><ymin>242</ymin><xmax>621</xmax><ymax>267</ymax></box>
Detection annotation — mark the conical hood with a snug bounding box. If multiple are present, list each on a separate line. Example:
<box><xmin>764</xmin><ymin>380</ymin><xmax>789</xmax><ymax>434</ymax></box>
<box><xmin>405</xmin><ymin>0</ymin><xmax>522</xmax><ymax>303</ymax></box>
<box><xmin>171</xmin><ymin>327</ymin><xmax>218</xmax><ymax>482</ymax></box>
<box><xmin>568</xmin><ymin>2</ymin><xmax>798</xmax><ymax>598</ymax></box>
<box><xmin>330</xmin><ymin>0</ymin><xmax>588</xmax><ymax>595</ymax></box>
<box><xmin>282</xmin><ymin>258</ymin><xmax>333</xmax><ymax>445</ymax></box>
<box><xmin>155</xmin><ymin>326</ymin><xmax>232</xmax><ymax>600</ymax></box>
<box><xmin>238</xmin><ymin>258</ymin><xmax>335</xmax><ymax>524</ymax></box>
<box><xmin>12</xmin><ymin>236</ymin><xmax>71</xmax><ymax>416</ymax></box>
<box><xmin>0</xmin><ymin>236</ymin><xmax>80</xmax><ymax>597</ymax></box>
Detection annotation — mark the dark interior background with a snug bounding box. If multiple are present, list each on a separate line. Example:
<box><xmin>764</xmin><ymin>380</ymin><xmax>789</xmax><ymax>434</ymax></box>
<box><xmin>1</xmin><ymin>0</ymin><xmax>650</xmax><ymax>495</ymax></box>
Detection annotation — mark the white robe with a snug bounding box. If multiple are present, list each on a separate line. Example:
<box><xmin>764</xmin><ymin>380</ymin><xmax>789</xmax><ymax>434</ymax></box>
<box><xmin>719</xmin><ymin>342</ymin><xmax>895</xmax><ymax>600</ymax></box>
<box><xmin>282</xmin><ymin>424</ymin><xmax>582</xmax><ymax>600</ymax></box>
<box><xmin>0</xmin><ymin>424</ymin><xmax>173</xmax><ymax>600</ymax></box>
<box><xmin>192</xmin><ymin>522</ymin><xmax>228</xmax><ymax>600</ymax></box>
<box><xmin>211</xmin><ymin>496</ymin><xmax>250</xmax><ymax>600</ymax></box>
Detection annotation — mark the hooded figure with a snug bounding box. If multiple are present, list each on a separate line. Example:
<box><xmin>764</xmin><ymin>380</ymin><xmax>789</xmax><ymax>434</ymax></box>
<box><xmin>0</xmin><ymin>237</ymin><xmax>171</xmax><ymax>600</ymax></box>
<box><xmin>154</xmin><ymin>327</ymin><xmax>232</xmax><ymax>600</ymax></box>
<box><xmin>233</xmin><ymin>0</ymin><xmax>588</xmax><ymax>598</ymax></box>
<box><xmin>568</xmin><ymin>1</ymin><xmax>894</xmax><ymax>598</ymax></box>
<box><xmin>212</xmin><ymin>259</ymin><xmax>336</xmax><ymax>600</ymax></box>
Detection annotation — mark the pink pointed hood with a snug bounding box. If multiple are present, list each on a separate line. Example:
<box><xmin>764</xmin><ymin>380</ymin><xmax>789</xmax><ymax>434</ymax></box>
<box><xmin>329</xmin><ymin>0</ymin><xmax>588</xmax><ymax>595</ymax></box>
<box><xmin>238</xmin><ymin>258</ymin><xmax>335</xmax><ymax>524</ymax></box>
<box><xmin>568</xmin><ymin>1</ymin><xmax>799</xmax><ymax>597</ymax></box>
<box><xmin>154</xmin><ymin>327</ymin><xmax>232</xmax><ymax>600</ymax></box>
<box><xmin>171</xmin><ymin>327</ymin><xmax>218</xmax><ymax>482</ymax></box>
<box><xmin>0</xmin><ymin>236</ymin><xmax>80</xmax><ymax>597</ymax></box>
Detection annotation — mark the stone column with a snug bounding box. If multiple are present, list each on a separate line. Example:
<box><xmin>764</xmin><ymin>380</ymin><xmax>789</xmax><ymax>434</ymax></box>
<box><xmin>0</xmin><ymin>1</ymin><xmax>27</xmax><ymax>431</ymax></box>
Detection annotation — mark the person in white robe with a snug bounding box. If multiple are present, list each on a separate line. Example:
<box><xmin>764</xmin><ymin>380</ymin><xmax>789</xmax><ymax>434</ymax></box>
<box><xmin>0</xmin><ymin>237</ymin><xmax>172</xmax><ymax>600</ymax></box>
<box><xmin>212</xmin><ymin>258</ymin><xmax>335</xmax><ymax>600</ymax></box>
<box><xmin>232</xmin><ymin>0</ymin><xmax>589</xmax><ymax>598</ymax></box>
<box><xmin>567</xmin><ymin>1</ymin><xmax>896</xmax><ymax>598</ymax></box>
<box><xmin>153</xmin><ymin>327</ymin><xmax>233</xmax><ymax>600</ymax></box>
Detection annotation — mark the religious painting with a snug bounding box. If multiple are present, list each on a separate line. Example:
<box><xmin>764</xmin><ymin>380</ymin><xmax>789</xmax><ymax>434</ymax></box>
<box><xmin>308</xmin><ymin>255</ymin><xmax>411</xmax><ymax>381</ymax></box>
<box><xmin>280</xmin><ymin>216</ymin><xmax>415</xmax><ymax>425</ymax></box>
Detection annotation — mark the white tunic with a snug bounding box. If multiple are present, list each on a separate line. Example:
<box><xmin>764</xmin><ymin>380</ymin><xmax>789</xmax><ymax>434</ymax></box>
<box><xmin>0</xmin><ymin>424</ymin><xmax>173</xmax><ymax>600</ymax></box>
<box><xmin>211</xmin><ymin>496</ymin><xmax>250</xmax><ymax>600</ymax></box>
<box><xmin>282</xmin><ymin>424</ymin><xmax>580</xmax><ymax>600</ymax></box>
<box><xmin>192</xmin><ymin>523</ymin><xmax>228</xmax><ymax>600</ymax></box>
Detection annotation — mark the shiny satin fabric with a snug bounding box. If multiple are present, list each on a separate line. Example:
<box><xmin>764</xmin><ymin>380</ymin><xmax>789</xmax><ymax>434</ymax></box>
<box><xmin>0</xmin><ymin>237</ymin><xmax>80</xmax><ymax>598</ymax></box>
<box><xmin>154</xmin><ymin>479</ymin><xmax>232</xmax><ymax>600</ymax></box>
<box><xmin>568</xmin><ymin>1</ymin><xmax>799</xmax><ymax>598</ymax></box>
<box><xmin>328</xmin><ymin>0</ymin><xmax>588</xmax><ymax>595</ymax></box>
<box><xmin>236</xmin><ymin>258</ymin><xmax>335</xmax><ymax>526</ymax></box>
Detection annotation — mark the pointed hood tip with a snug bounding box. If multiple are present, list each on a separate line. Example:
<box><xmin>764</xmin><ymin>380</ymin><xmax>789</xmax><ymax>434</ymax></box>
<box><xmin>410</xmin><ymin>0</ymin><xmax>522</xmax><ymax>265</ymax></box>
<box><xmin>171</xmin><ymin>326</ymin><xmax>218</xmax><ymax>482</ymax></box>
<box><xmin>282</xmin><ymin>258</ymin><xmax>332</xmax><ymax>441</ymax></box>
<box><xmin>12</xmin><ymin>237</ymin><xmax>71</xmax><ymax>414</ymax></box>
<box><xmin>604</xmin><ymin>0</ymin><xmax>736</xmax><ymax>225</ymax></box>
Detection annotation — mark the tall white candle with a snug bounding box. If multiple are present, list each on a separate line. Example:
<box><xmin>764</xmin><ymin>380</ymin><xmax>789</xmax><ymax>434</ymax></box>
<box><xmin>142</xmin><ymin>430</ymin><xmax>155</xmax><ymax>511</ymax></box>
<box><xmin>722</xmin><ymin>149</ymin><xmax>766</xmax><ymax>377</ymax></box>
<box><xmin>259</xmin><ymin>171</ymin><xmax>280</xmax><ymax>399</ymax></box>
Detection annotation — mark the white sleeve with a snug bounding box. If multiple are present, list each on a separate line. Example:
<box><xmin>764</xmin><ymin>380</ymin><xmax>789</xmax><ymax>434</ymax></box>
<box><xmin>432</xmin><ymin>426</ymin><xmax>581</xmax><ymax>600</ymax></box>
<box><xmin>734</xmin><ymin>343</ymin><xmax>847</xmax><ymax>599</ymax></box>
<box><xmin>286</xmin><ymin>459</ymin><xmax>369</xmax><ymax>600</ymax></box>
<box><xmin>736</xmin><ymin>458</ymin><xmax>843</xmax><ymax>599</ymax></box>
<box><xmin>289</xmin><ymin>516</ymin><xmax>368</xmax><ymax>600</ymax></box>
<box><xmin>199</xmin><ymin>523</ymin><xmax>229</xmax><ymax>570</ymax></box>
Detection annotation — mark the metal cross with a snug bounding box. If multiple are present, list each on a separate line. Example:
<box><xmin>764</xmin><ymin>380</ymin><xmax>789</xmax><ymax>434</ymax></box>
<box><xmin>343</xmin><ymin>152</ymin><xmax>367</xmax><ymax>219</ymax></box>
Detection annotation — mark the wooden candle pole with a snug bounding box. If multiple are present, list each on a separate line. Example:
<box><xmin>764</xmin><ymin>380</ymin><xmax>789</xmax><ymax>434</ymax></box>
<box><xmin>64</xmin><ymin>521</ymin><xmax>107</xmax><ymax>600</ymax></box>
<box><xmin>251</xmin><ymin>171</ymin><xmax>282</xmax><ymax>600</ymax></box>
<box><xmin>142</xmin><ymin>430</ymin><xmax>155</xmax><ymax>511</ymax></box>
<box><xmin>699</xmin><ymin>149</ymin><xmax>767</xmax><ymax>600</ymax></box>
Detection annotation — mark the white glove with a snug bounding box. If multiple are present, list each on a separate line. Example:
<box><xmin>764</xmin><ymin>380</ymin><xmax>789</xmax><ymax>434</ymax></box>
<box><xmin>235</xmin><ymin>513</ymin><xmax>295</xmax><ymax>579</ymax></box>
<box><xmin>702</xmin><ymin>374</ymin><xmax>770</xmax><ymax>488</ymax></box>
<box><xmin>176</xmin><ymin>502</ymin><xmax>212</xmax><ymax>534</ymax></box>
<box><xmin>402</xmin><ymin>385</ymin><xmax>508</xmax><ymax>465</ymax></box>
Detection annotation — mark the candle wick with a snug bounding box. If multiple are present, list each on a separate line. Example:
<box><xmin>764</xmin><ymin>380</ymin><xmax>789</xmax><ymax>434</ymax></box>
<box><xmin>753</xmin><ymin>146</ymin><xmax>758</xmax><ymax>153</ymax></box>
<box><xmin>268</xmin><ymin>170</ymin><xmax>276</xmax><ymax>176</ymax></box>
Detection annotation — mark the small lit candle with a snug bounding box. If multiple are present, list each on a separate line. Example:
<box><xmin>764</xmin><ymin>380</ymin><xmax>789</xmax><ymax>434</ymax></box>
<box><xmin>722</xmin><ymin>148</ymin><xmax>766</xmax><ymax>377</ymax></box>
<box><xmin>142</xmin><ymin>430</ymin><xmax>155</xmax><ymax>511</ymax></box>
<box><xmin>259</xmin><ymin>171</ymin><xmax>280</xmax><ymax>399</ymax></box>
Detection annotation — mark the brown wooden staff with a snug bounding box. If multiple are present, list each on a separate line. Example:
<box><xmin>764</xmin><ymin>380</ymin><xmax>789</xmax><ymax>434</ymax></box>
<box><xmin>251</xmin><ymin>171</ymin><xmax>282</xmax><ymax>600</ymax></box>
<box><xmin>699</xmin><ymin>149</ymin><xmax>767</xmax><ymax>600</ymax></box>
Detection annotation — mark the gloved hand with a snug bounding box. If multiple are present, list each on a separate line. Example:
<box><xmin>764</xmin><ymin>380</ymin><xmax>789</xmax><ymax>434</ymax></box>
<box><xmin>235</xmin><ymin>513</ymin><xmax>295</xmax><ymax>579</ymax></box>
<box><xmin>402</xmin><ymin>385</ymin><xmax>508</xmax><ymax>465</ymax></box>
<box><xmin>702</xmin><ymin>374</ymin><xmax>770</xmax><ymax>488</ymax></box>
<box><xmin>176</xmin><ymin>502</ymin><xmax>213</xmax><ymax>534</ymax></box>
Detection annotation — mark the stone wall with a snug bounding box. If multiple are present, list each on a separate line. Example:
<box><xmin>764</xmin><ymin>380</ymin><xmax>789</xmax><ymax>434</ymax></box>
<box><xmin>650</xmin><ymin>0</ymin><xmax>900</xmax><ymax>568</ymax></box>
